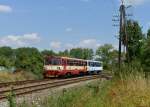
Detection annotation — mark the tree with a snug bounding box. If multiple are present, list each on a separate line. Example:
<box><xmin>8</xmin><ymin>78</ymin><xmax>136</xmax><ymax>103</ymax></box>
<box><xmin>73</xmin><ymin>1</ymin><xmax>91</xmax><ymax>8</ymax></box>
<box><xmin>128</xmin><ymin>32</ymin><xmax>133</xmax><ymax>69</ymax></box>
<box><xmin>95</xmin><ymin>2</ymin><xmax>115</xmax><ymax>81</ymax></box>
<box><xmin>15</xmin><ymin>48</ymin><xmax>43</xmax><ymax>78</ymax></box>
<box><xmin>147</xmin><ymin>28</ymin><xmax>150</xmax><ymax>38</ymax></box>
<box><xmin>0</xmin><ymin>47</ymin><xmax>14</xmax><ymax>68</ymax></box>
<box><xmin>141</xmin><ymin>39</ymin><xmax>150</xmax><ymax>72</ymax></box>
<box><xmin>41</xmin><ymin>50</ymin><xmax>56</xmax><ymax>57</ymax></box>
<box><xmin>141</xmin><ymin>29</ymin><xmax>150</xmax><ymax>72</ymax></box>
<box><xmin>126</xmin><ymin>20</ymin><xmax>145</xmax><ymax>61</ymax></box>
<box><xmin>82</xmin><ymin>48</ymin><xmax>94</xmax><ymax>60</ymax></box>
<box><xmin>70</xmin><ymin>48</ymin><xmax>93</xmax><ymax>59</ymax></box>
<box><xmin>70</xmin><ymin>48</ymin><xmax>83</xmax><ymax>59</ymax></box>
<box><xmin>58</xmin><ymin>50</ymin><xmax>70</xmax><ymax>57</ymax></box>
<box><xmin>96</xmin><ymin>44</ymin><xmax>114</xmax><ymax>69</ymax></box>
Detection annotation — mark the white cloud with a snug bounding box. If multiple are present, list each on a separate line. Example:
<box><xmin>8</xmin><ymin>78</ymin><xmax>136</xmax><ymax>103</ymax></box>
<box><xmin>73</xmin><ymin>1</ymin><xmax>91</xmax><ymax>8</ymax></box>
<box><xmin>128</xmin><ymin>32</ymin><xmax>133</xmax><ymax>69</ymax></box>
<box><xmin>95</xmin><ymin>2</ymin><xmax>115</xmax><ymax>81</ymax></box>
<box><xmin>50</xmin><ymin>41</ymin><xmax>61</xmax><ymax>49</ymax></box>
<box><xmin>50</xmin><ymin>39</ymin><xmax>119</xmax><ymax>52</ymax></box>
<box><xmin>0</xmin><ymin>5</ymin><xmax>12</xmax><ymax>13</ymax></box>
<box><xmin>122</xmin><ymin>0</ymin><xmax>149</xmax><ymax>6</ymax></box>
<box><xmin>50</xmin><ymin>39</ymin><xmax>101</xmax><ymax>52</ymax></box>
<box><xmin>65</xmin><ymin>43</ymin><xmax>74</xmax><ymax>49</ymax></box>
<box><xmin>78</xmin><ymin>39</ymin><xmax>100</xmax><ymax>48</ymax></box>
<box><xmin>65</xmin><ymin>27</ymin><xmax>73</xmax><ymax>32</ymax></box>
<box><xmin>0</xmin><ymin>33</ymin><xmax>41</xmax><ymax>47</ymax></box>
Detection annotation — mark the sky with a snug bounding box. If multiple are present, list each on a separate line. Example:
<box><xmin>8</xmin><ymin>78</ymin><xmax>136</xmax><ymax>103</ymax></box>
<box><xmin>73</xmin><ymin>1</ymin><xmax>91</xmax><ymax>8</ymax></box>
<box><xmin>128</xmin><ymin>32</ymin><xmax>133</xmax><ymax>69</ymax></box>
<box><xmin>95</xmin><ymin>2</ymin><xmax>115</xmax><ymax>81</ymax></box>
<box><xmin>0</xmin><ymin>0</ymin><xmax>150</xmax><ymax>52</ymax></box>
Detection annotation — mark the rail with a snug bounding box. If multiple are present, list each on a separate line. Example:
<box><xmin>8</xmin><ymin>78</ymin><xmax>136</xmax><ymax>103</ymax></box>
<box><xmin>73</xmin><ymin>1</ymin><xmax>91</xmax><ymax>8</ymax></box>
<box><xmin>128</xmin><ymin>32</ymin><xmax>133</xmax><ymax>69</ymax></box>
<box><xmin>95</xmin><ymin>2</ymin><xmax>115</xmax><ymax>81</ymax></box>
<box><xmin>0</xmin><ymin>73</ymin><xmax>112</xmax><ymax>100</ymax></box>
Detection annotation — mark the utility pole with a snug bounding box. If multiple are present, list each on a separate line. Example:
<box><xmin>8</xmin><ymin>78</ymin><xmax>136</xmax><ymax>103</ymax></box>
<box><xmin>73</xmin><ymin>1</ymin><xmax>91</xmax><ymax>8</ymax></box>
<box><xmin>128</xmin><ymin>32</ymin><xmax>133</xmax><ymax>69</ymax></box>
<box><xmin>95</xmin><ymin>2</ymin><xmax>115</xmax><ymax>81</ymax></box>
<box><xmin>118</xmin><ymin>0</ymin><xmax>129</xmax><ymax>69</ymax></box>
<box><xmin>112</xmin><ymin>0</ymin><xmax>132</xmax><ymax>69</ymax></box>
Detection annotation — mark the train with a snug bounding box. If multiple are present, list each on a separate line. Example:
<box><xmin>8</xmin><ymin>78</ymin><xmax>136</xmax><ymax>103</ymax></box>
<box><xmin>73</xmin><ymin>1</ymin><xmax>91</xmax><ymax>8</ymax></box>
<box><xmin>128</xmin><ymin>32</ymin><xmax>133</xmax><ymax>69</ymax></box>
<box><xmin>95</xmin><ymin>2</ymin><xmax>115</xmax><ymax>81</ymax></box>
<box><xmin>43</xmin><ymin>56</ymin><xmax>103</xmax><ymax>78</ymax></box>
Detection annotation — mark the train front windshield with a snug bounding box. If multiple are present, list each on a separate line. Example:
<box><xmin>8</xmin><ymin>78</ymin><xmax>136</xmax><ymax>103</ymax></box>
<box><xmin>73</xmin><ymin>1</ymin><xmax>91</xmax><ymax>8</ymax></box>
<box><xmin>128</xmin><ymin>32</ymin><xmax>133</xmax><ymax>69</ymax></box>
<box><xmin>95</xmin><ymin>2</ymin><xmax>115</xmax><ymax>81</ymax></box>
<box><xmin>45</xmin><ymin>58</ymin><xmax>61</xmax><ymax>65</ymax></box>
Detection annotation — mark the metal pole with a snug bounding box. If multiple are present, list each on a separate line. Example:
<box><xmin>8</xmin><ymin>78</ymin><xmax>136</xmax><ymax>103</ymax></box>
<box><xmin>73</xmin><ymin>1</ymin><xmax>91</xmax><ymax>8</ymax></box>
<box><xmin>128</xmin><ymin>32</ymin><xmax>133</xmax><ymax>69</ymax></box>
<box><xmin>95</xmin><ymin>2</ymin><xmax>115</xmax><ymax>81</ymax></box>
<box><xmin>118</xmin><ymin>4</ymin><xmax>124</xmax><ymax>69</ymax></box>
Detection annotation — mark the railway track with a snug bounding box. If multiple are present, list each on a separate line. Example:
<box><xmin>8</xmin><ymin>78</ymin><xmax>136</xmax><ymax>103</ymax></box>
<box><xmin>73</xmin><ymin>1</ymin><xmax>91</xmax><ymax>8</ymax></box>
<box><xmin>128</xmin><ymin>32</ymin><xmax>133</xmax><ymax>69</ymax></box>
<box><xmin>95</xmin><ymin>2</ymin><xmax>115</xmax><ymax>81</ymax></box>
<box><xmin>0</xmin><ymin>79</ymin><xmax>56</xmax><ymax>88</ymax></box>
<box><xmin>0</xmin><ymin>73</ymin><xmax>112</xmax><ymax>100</ymax></box>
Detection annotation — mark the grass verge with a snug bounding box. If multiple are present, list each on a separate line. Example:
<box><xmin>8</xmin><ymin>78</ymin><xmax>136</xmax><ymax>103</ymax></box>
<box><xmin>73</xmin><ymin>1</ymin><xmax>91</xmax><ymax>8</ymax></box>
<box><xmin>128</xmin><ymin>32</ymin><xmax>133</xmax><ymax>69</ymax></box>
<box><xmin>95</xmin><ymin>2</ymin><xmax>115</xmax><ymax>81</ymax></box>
<box><xmin>18</xmin><ymin>72</ymin><xmax>150</xmax><ymax>107</ymax></box>
<box><xmin>0</xmin><ymin>71</ymin><xmax>36</xmax><ymax>82</ymax></box>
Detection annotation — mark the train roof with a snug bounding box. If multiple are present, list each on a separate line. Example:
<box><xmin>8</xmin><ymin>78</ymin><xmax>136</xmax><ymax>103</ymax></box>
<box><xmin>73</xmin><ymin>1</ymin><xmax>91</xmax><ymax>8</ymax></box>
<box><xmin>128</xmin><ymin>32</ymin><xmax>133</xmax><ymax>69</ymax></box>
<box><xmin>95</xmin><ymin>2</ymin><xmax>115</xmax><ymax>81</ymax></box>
<box><xmin>45</xmin><ymin>56</ymin><xmax>86</xmax><ymax>61</ymax></box>
<box><xmin>45</xmin><ymin>56</ymin><xmax>102</xmax><ymax>63</ymax></box>
<box><xmin>61</xmin><ymin>57</ymin><xmax>86</xmax><ymax>61</ymax></box>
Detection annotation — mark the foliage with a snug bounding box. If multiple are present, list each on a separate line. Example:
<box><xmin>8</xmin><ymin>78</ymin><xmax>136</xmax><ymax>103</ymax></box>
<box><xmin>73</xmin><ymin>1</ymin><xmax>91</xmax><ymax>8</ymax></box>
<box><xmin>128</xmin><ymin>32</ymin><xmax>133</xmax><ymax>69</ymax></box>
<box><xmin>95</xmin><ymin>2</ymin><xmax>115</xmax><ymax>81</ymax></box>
<box><xmin>15</xmin><ymin>47</ymin><xmax>43</xmax><ymax>78</ymax></box>
<box><xmin>0</xmin><ymin>71</ymin><xmax>35</xmax><ymax>82</ymax></box>
<box><xmin>147</xmin><ymin>28</ymin><xmax>150</xmax><ymax>38</ymax></box>
<box><xmin>0</xmin><ymin>47</ymin><xmax>15</xmax><ymax>68</ymax></box>
<box><xmin>41</xmin><ymin>50</ymin><xmax>56</xmax><ymax>57</ymax></box>
<box><xmin>141</xmin><ymin>37</ymin><xmax>150</xmax><ymax>72</ymax></box>
<box><xmin>114</xmin><ymin>60</ymin><xmax>143</xmax><ymax>77</ymax></box>
<box><xmin>18</xmin><ymin>80</ymin><xmax>108</xmax><ymax>107</ymax></box>
<box><xmin>96</xmin><ymin>44</ymin><xmax>116</xmax><ymax>69</ymax></box>
<box><xmin>6</xmin><ymin>88</ymin><xmax>16</xmax><ymax>107</ymax></box>
<box><xmin>19</xmin><ymin>73</ymin><xmax>150</xmax><ymax>107</ymax></box>
<box><xmin>82</xmin><ymin>48</ymin><xmax>94</xmax><ymax>60</ymax></box>
<box><xmin>70</xmin><ymin>48</ymin><xmax>93</xmax><ymax>60</ymax></box>
<box><xmin>126</xmin><ymin>20</ymin><xmax>145</xmax><ymax>61</ymax></box>
<box><xmin>106</xmin><ymin>73</ymin><xmax>150</xmax><ymax>107</ymax></box>
<box><xmin>58</xmin><ymin>50</ymin><xmax>70</xmax><ymax>57</ymax></box>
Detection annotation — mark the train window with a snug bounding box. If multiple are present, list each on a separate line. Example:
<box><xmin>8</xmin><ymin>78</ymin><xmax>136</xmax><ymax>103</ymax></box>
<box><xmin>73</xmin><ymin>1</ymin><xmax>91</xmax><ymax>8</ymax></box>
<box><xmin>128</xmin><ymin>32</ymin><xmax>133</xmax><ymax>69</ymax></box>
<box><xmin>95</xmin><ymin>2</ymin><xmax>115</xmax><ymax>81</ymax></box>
<box><xmin>81</xmin><ymin>61</ymin><xmax>83</xmax><ymax>66</ymax></box>
<box><xmin>93</xmin><ymin>62</ymin><xmax>95</xmax><ymax>66</ymax></box>
<box><xmin>99</xmin><ymin>63</ymin><xmax>101</xmax><ymax>66</ymax></box>
<box><xmin>96</xmin><ymin>62</ymin><xmax>101</xmax><ymax>67</ymax></box>
<box><xmin>44</xmin><ymin>59</ymin><xmax>49</xmax><ymax>65</ymax></box>
<box><xmin>47</xmin><ymin>58</ymin><xmax>61</xmax><ymax>65</ymax></box>
<box><xmin>89</xmin><ymin>62</ymin><xmax>91</xmax><ymax>66</ymax></box>
<box><xmin>53</xmin><ymin>59</ymin><xmax>61</xmax><ymax>65</ymax></box>
<box><xmin>84</xmin><ymin>61</ymin><xmax>87</xmax><ymax>66</ymax></box>
<box><xmin>88</xmin><ymin>62</ymin><xmax>90</xmax><ymax>66</ymax></box>
<box><xmin>72</xmin><ymin>60</ymin><xmax>75</xmax><ymax>66</ymax></box>
<box><xmin>89</xmin><ymin>62</ymin><xmax>93</xmax><ymax>66</ymax></box>
<box><xmin>87</xmin><ymin>61</ymin><xmax>101</xmax><ymax>67</ymax></box>
<box><xmin>79</xmin><ymin>61</ymin><xmax>82</xmax><ymax>66</ymax></box>
<box><xmin>92</xmin><ymin>62</ymin><xmax>94</xmax><ymax>67</ymax></box>
<box><xmin>69</xmin><ymin>60</ymin><xmax>72</xmax><ymax>66</ymax></box>
<box><xmin>75</xmin><ymin>60</ymin><xmax>79</xmax><ymax>66</ymax></box>
<box><xmin>73</xmin><ymin>60</ymin><xmax>76</xmax><ymax>66</ymax></box>
<box><xmin>67</xmin><ymin>60</ymin><xmax>76</xmax><ymax>66</ymax></box>
<box><xmin>67</xmin><ymin>60</ymin><xmax>69</xmax><ymax>65</ymax></box>
<box><xmin>62</xmin><ymin>59</ymin><xmax>66</xmax><ymax>65</ymax></box>
<box><xmin>94</xmin><ymin>62</ymin><xmax>95</xmax><ymax>66</ymax></box>
<box><xmin>74</xmin><ymin>60</ymin><xmax>78</xmax><ymax>66</ymax></box>
<box><xmin>68</xmin><ymin>60</ymin><xmax>71</xmax><ymax>66</ymax></box>
<box><xmin>78</xmin><ymin>61</ymin><xmax>81</xmax><ymax>66</ymax></box>
<box><xmin>77</xmin><ymin>60</ymin><xmax>82</xmax><ymax>66</ymax></box>
<box><xmin>95</xmin><ymin>62</ymin><xmax>98</xmax><ymax>67</ymax></box>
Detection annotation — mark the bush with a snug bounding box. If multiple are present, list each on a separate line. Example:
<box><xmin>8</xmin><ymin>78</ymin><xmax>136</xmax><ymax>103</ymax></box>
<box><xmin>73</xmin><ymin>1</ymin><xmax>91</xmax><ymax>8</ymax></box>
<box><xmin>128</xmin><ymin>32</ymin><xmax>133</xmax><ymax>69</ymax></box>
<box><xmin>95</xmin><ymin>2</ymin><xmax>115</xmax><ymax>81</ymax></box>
<box><xmin>15</xmin><ymin>47</ymin><xmax>43</xmax><ymax>79</ymax></box>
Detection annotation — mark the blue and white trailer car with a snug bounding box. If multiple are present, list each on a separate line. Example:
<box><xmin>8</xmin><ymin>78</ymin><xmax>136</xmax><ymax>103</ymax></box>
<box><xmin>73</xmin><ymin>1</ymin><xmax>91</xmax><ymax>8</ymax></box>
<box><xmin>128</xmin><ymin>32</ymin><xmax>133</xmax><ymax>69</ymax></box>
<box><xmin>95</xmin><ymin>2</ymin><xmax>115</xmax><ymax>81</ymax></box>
<box><xmin>87</xmin><ymin>60</ymin><xmax>103</xmax><ymax>74</ymax></box>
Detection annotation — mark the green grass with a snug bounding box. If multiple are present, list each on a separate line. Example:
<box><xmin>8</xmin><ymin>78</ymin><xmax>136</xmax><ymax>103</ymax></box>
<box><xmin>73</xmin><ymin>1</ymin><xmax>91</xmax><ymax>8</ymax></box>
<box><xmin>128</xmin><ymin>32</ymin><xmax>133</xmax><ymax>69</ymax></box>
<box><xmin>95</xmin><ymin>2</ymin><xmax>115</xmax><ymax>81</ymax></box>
<box><xmin>19</xmin><ymin>79</ymin><xmax>111</xmax><ymax>107</ymax></box>
<box><xmin>19</xmin><ymin>73</ymin><xmax>150</xmax><ymax>107</ymax></box>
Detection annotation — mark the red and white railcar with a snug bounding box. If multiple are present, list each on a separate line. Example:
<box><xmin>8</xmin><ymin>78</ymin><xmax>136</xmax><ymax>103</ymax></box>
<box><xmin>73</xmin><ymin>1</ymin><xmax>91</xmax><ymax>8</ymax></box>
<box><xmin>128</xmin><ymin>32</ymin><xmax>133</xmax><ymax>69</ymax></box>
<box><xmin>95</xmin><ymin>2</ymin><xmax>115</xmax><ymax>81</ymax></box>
<box><xmin>43</xmin><ymin>56</ymin><xmax>87</xmax><ymax>77</ymax></box>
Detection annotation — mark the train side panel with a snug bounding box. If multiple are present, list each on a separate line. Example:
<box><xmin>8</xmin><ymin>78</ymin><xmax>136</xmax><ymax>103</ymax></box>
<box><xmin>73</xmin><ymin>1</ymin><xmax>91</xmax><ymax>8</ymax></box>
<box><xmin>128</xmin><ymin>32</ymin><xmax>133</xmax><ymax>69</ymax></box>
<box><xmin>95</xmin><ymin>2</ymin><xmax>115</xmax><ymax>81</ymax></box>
<box><xmin>43</xmin><ymin>56</ymin><xmax>87</xmax><ymax>77</ymax></box>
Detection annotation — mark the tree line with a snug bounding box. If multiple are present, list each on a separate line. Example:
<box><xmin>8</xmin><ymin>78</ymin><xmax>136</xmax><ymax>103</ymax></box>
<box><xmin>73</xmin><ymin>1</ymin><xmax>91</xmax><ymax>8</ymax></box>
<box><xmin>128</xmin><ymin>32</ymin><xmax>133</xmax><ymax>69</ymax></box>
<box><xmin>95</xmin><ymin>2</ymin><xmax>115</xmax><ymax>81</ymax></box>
<box><xmin>0</xmin><ymin>44</ymin><xmax>118</xmax><ymax>78</ymax></box>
